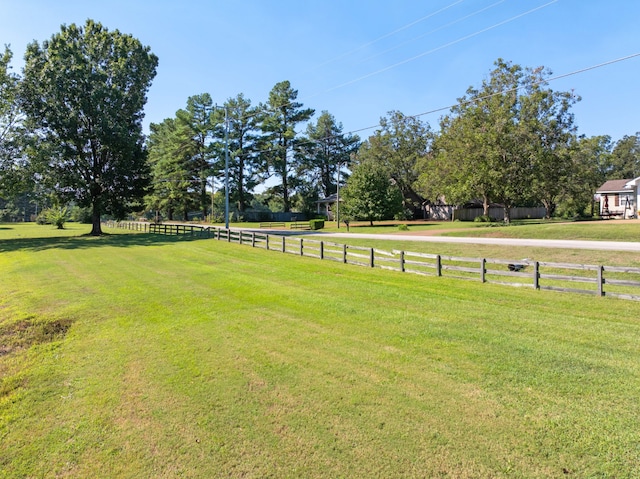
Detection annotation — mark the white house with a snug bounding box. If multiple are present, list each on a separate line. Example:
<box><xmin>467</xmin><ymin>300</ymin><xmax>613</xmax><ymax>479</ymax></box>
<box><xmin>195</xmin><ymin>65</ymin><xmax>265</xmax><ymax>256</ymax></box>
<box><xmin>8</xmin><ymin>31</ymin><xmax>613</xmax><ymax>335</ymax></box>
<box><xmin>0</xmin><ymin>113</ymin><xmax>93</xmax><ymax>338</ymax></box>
<box><xmin>595</xmin><ymin>178</ymin><xmax>640</xmax><ymax>218</ymax></box>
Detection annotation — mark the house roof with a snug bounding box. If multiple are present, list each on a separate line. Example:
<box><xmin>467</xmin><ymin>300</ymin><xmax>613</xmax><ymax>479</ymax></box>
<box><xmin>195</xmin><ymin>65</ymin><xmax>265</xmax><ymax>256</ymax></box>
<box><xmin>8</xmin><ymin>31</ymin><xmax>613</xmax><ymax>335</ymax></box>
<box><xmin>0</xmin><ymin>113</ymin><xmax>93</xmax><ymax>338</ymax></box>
<box><xmin>316</xmin><ymin>193</ymin><xmax>339</xmax><ymax>204</ymax></box>
<box><xmin>596</xmin><ymin>179</ymin><xmax>635</xmax><ymax>193</ymax></box>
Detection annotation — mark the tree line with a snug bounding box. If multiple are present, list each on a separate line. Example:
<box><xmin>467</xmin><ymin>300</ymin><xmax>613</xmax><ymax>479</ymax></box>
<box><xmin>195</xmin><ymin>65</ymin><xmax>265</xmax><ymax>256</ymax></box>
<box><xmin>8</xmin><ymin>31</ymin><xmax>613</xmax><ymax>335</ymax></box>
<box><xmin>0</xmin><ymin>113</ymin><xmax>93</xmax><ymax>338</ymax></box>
<box><xmin>1</xmin><ymin>20</ymin><xmax>639</xmax><ymax>234</ymax></box>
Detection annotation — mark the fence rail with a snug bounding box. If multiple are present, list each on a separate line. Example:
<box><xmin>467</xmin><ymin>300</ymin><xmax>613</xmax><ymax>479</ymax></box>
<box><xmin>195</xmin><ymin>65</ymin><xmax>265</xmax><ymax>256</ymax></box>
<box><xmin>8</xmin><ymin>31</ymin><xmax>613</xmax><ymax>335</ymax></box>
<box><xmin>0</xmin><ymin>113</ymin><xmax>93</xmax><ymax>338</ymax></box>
<box><xmin>104</xmin><ymin>221</ymin><xmax>640</xmax><ymax>301</ymax></box>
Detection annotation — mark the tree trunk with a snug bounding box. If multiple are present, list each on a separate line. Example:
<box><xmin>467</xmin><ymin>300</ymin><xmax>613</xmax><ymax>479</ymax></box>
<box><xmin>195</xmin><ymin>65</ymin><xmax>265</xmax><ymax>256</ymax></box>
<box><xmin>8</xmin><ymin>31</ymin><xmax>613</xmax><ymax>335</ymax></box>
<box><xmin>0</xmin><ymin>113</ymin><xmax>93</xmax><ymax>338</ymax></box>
<box><xmin>503</xmin><ymin>205</ymin><xmax>511</xmax><ymax>224</ymax></box>
<box><xmin>483</xmin><ymin>196</ymin><xmax>490</xmax><ymax>217</ymax></box>
<box><xmin>282</xmin><ymin>173</ymin><xmax>290</xmax><ymax>212</ymax></box>
<box><xmin>90</xmin><ymin>200</ymin><xmax>102</xmax><ymax>236</ymax></box>
<box><xmin>542</xmin><ymin>199</ymin><xmax>553</xmax><ymax>219</ymax></box>
<box><xmin>200</xmin><ymin>176</ymin><xmax>208</xmax><ymax>219</ymax></box>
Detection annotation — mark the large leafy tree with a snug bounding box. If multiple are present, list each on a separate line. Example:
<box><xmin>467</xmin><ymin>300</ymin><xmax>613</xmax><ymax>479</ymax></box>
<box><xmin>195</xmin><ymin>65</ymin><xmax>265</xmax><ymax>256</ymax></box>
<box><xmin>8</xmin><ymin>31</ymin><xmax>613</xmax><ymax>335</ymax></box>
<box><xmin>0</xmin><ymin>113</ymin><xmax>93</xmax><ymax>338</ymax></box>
<box><xmin>563</xmin><ymin>135</ymin><xmax>613</xmax><ymax>217</ymax></box>
<box><xmin>357</xmin><ymin>111</ymin><xmax>431</xmax><ymax>217</ymax></box>
<box><xmin>609</xmin><ymin>133</ymin><xmax>640</xmax><ymax>179</ymax></box>
<box><xmin>260</xmin><ymin>80</ymin><xmax>314</xmax><ymax>212</ymax></box>
<box><xmin>297</xmin><ymin>111</ymin><xmax>360</xmax><ymax>198</ymax></box>
<box><xmin>424</xmin><ymin>59</ymin><xmax>577</xmax><ymax>222</ymax></box>
<box><xmin>0</xmin><ymin>46</ymin><xmax>25</xmax><ymax>197</ymax></box>
<box><xmin>20</xmin><ymin>20</ymin><xmax>158</xmax><ymax>235</ymax></box>
<box><xmin>341</xmin><ymin>160</ymin><xmax>403</xmax><ymax>226</ymax></box>
<box><xmin>521</xmin><ymin>67</ymin><xmax>580</xmax><ymax>218</ymax></box>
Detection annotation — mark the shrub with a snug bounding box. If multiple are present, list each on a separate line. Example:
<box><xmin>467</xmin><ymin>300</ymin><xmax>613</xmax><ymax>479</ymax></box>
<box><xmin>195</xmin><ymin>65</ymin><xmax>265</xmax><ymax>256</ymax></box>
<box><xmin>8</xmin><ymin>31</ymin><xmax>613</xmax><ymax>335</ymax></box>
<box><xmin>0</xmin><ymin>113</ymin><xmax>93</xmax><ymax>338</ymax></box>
<box><xmin>474</xmin><ymin>215</ymin><xmax>493</xmax><ymax>223</ymax></box>
<box><xmin>397</xmin><ymin>224</ymin><xmax>409</xmax><ymax>231</ymax></box>
<box><xmin>37</xmin><ymin>207</ymin><xmax>69</xmax><ymax>229</ymax></box>
<box><xmin>70</xmin><ymin>206</ymin><xmax>92</xmax><ymax>223</ymax></box>
<box><xmin>309</xmin><ymin>219</ymin><xmax>324</xmax><ymax>230</ymax></box>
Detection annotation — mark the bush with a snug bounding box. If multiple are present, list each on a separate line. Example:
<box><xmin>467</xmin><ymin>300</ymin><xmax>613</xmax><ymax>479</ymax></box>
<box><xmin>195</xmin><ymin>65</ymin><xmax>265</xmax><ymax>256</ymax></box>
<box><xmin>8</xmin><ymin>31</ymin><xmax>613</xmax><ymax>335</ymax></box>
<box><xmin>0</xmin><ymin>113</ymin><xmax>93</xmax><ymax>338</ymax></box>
<box><xmin>397</xmin><ymin>224</ymin><xmax>409</xmax><ymax>231</ymax></box>
<box><xmin>474</xmin><ymin>215</ymin><xmax>494</xmax><ymax>223</ymax></box>
<box><xmin>70</xmin><ymin>206</ymin><xmax>92</xmax><ymax>223</ymax></box>
<box><xmin>309</xmin><ymin>219</ymin><xmax>324</xmax><ymax>230</ymax></box>
<box><xmin>37</xmin><ymin>207</ymin><xmax>69</xmax><ymax>229</ymax></box>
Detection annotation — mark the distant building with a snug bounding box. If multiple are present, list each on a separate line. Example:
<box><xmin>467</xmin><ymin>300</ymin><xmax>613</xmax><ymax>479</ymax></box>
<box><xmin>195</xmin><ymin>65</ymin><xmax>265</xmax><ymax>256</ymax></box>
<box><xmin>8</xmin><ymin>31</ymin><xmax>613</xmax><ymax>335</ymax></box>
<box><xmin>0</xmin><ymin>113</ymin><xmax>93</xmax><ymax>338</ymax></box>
<box><xmin>595</xmin><ymin>178</ymin><xmax>640</xmax><ymax>219</ymax></box>
<box><xmin>316</xmin><ymin>193</ymin><xmax>339</xmax><ymax>220</ymax></box>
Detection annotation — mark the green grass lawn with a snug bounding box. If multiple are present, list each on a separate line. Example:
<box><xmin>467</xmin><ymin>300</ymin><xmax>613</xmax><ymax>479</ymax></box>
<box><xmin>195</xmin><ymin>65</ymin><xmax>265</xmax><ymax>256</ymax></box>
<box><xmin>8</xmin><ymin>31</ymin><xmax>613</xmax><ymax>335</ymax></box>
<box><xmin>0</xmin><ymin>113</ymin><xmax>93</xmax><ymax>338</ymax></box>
<box><xmin>302</xmin><ymin>235</ymin><xmax>640</xmax><ymax>268</ymax></box>
<box><xmin>440</xmin><ymin>220</ymin><xmax>640</xmax><ymax>242</ymax></box>
<box><xmin>2</xmin><ymin>223</ymin><xmax>640</xmax><ymax>477</ymax></box>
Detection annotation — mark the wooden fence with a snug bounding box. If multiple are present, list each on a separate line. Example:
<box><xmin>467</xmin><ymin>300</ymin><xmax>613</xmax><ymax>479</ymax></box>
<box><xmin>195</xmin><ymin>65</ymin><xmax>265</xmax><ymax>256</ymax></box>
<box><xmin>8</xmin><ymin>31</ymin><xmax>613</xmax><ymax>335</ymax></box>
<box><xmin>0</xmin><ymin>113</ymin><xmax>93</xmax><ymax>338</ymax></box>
<box><xmin>105</xmin><ymin>221</ymin><xmax>640</xmax><ymax>301</ymax></box>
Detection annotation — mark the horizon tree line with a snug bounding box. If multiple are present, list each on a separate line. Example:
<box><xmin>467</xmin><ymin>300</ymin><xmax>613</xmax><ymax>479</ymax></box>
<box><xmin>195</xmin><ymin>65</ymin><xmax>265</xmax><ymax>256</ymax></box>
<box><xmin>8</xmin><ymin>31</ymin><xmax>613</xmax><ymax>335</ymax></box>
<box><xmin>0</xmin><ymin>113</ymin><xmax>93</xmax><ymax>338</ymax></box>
<box><xmin>1</xmin><ymin>21</ymin><xmax>640</xmax><ymax>229</ymax></box>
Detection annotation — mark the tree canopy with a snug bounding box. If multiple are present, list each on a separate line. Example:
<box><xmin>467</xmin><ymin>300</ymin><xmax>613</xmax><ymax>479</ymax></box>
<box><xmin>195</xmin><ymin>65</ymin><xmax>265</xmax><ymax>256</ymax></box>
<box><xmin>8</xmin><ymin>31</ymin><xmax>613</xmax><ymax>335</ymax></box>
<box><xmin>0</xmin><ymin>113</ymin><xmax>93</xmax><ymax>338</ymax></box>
<box><xmin>357</xmin><ymin>111</ymin><xmax>432</xmax><ymax>218</ymax></box>
<box><xmin>260</xmin><ymin>80</ymin><xmax>314</xmax><ymax>212</ymax></box>
<box><xmin>0</xmin><ymin>46</ymin><xmax>25</xmax><ymax>197</ymax></box>
<box><xmin>20</xmin><ymin>20</ymin><xmax>158</xmax><ymax>234</ymax></box>
<box><xmin>422</xmin><ymin>59</ymin><xmax>579</xmax><ymax>221</ymax></box>
<box><xmin>297</xmin><ymin>111</ymin><xmax>360</xmax><ymax>198</ymax></box>
<box><xmin>340</xmin><ymin>160</ymin><xmax>403</xmax><ymax>226</ymax></box>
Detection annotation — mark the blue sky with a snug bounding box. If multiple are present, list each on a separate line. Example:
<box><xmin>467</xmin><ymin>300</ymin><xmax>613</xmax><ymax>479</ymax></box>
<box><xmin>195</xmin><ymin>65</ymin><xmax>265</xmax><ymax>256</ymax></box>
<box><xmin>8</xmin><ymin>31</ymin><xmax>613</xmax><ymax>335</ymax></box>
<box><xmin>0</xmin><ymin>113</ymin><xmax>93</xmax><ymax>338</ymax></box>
<box><xmin>2</xmin><ymin>0</ymin><xmax>639</xmax><ymax>142</ymax></box>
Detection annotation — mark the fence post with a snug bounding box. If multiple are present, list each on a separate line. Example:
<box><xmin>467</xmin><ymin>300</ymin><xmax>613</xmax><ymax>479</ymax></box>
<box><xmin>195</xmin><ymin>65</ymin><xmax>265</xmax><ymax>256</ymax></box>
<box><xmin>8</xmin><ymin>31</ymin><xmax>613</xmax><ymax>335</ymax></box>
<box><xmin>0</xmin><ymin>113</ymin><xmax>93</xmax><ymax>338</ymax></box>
<box><xmin>436</xmin><ymin>255</ymin><xmax>442</xmax><ymax>276</ymax></box>
<box><xmin>300</xmin><ymin>238</ymin><xmax>304</xmax><ymax>256</ymax></box>
<box><xmin>342</xmin><ymin>244</ymin><xmax>347</xmax><ymax>264</ymax></box>
<box><xmin>227</xmin><ymin>229</ymin><xmax>231</xmax><ymax>242</ymax></box>
<box><xmin>252</xmin><ymin>232</ymin><xmax>256</xmax><ymax>247</ymax></box>
<box><xmin>239</xmin><ymin>231</ymin><xmax>243</xmax><ymax>245</ymax></box>
<box><xmin>481</xmin><ymin>258</ymin><xmax>486</xmax><ymax>283</ymax></box>
<box><xmin>320</xmin><ymin>241</ymin><xmax>324</xmax><ymax>260</ymax></box>
<box><xmin>282</xmin><ymin>236</ymin><xmax>286</xmax><ymax>253</ymax></box>
<box><xmin>400</xmin><ymin>251</ymin><xmax>405</xmax><ymax>272</ymax></box>
<box><xmin>534</xmin><ymin>261</ymin><xmax>540</xmax><ymax>290</ymax></box>
<box><xmin>266</xmin><ymin>234</ymin><xmax>270</xmax><ymax>250</ymax></box>
<box><xmin>598</xmin><ymin>265</ymin><xmax>604</xmax><ymax>297</ymax></box>
<box><xmin>370</xmin><ymin>248</ymin><xmax>374</xmax><ymax>268</ymax></box>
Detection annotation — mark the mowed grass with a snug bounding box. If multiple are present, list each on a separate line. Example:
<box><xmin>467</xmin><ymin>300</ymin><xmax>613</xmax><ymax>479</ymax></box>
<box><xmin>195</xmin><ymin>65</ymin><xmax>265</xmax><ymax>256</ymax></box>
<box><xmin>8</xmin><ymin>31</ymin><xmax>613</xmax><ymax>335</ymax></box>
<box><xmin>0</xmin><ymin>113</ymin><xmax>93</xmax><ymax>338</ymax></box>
<box><xmin>1</xmin><ymin>224</ymin><xmax>640</xmax><ymax>478</ymax></box>
<box><xmin>440</xmin><ymin>220</ymin><xmax>640</xmax><ymax>242</ymax></box>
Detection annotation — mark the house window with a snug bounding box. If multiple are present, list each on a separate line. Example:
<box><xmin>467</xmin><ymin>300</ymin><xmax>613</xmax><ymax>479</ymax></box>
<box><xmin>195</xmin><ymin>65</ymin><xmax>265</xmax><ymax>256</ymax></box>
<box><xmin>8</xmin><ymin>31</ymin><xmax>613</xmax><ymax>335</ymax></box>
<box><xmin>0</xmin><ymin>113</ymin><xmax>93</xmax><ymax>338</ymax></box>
<box><xmin>614</xmin><ymin>194</ymin><xmax>619</xmax><ymax>207</ymax></box>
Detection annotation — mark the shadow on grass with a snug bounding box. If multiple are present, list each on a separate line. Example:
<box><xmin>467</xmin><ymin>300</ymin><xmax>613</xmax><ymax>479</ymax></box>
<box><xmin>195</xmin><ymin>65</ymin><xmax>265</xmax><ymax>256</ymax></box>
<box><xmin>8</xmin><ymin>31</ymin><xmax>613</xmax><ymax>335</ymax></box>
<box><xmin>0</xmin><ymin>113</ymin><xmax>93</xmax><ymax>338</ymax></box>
<box><xmin>0</xmin><ymin>232</ymin><xmax>207</xmax><ymax>253</ymax></box>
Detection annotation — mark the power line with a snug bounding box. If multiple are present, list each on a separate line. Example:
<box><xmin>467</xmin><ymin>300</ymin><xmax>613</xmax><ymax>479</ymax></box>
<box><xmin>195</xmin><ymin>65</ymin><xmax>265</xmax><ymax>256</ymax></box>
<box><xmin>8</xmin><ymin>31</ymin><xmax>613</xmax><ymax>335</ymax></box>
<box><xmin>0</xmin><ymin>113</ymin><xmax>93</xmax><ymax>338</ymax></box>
<box><xmin>308</xmin><ymin>0</ymin><xmax>559</xmax><ymax>99</ymax></box>
<box><xmin>305</xmin><ymin>0</ymin><xmax>466</xmax><ymax>73</ymax></box>
<box><xmin>347</xmin><ymin>52</ymin><xmax>640</xmax><ymax>137</ymax></box>
<box><xmin>193</xmin><ymin>51</ymin><xmax>640</xmax><ymax>166</ymax></box>
<box><xmin>214</xmin><ymin>0</ymin><xmax>556</xmax><ymax>128</ymax></box>
<box><xmin>355</xmin><ymin>0</ymin><xmax>508</xmax><ymax>67</ymax></box>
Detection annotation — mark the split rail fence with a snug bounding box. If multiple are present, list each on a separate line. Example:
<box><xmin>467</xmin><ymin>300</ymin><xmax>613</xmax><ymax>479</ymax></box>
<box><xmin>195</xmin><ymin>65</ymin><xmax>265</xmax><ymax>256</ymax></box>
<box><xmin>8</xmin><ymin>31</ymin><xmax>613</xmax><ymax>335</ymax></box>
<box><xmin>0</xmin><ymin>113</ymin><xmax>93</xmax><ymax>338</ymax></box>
<box><xmin>106</xmin><ymin>221</ymin><xmax>640</xmax><ymax>301</ymax></box>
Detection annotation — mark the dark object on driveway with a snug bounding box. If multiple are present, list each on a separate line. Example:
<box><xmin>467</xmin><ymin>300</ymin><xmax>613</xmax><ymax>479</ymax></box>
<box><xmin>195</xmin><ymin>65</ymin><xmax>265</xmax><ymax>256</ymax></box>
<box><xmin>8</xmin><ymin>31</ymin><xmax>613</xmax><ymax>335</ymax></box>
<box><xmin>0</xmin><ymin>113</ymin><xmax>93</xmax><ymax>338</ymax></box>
<box><xmin>508</xmin><ymin>259</ymin><xmax>529</xmax><ymax>272</ymax></box>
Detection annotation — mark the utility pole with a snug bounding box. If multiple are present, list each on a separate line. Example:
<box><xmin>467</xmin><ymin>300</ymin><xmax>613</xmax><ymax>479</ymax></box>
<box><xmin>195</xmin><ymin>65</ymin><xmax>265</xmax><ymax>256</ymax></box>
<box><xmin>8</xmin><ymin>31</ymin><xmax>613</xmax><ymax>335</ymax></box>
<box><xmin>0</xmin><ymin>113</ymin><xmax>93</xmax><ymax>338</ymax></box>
<box><xmin>215</xmin><ymin>104</ymin><xmax>231</xmax><ymax>229</ymax></box>
<box><xmin>224</xmin><ymin>105</ymin><xmax>230</xmax><ymax>229</ymax></box>
<box><xmin>336</xmin><ymin>164</ymin><xmax>341</xmax><ymax>229</ymax></box>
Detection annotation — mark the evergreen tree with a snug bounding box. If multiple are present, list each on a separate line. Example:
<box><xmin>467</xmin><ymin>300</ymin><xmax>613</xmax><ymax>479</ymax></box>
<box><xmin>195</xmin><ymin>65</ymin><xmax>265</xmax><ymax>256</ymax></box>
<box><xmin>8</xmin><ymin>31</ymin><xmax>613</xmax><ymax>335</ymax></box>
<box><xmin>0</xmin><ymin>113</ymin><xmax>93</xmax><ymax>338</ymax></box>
<box><xmin>146</xmin><ymin>118</ymin><xmax>197</xmax><ymax>221</ymax></box>
<box><xmin>175</xmin><ymin>93</ymin><xmax>216</xmax><ymax>218</ymax></box>
<box><xmin>260</xmin><ymin>81</ymin><xmax>314</xmax><ymax>212</ymax></box>
<box><xmin>213</xmin><ymin>94</ymin><xmax>262</xmax><ymax>213</ymax></box>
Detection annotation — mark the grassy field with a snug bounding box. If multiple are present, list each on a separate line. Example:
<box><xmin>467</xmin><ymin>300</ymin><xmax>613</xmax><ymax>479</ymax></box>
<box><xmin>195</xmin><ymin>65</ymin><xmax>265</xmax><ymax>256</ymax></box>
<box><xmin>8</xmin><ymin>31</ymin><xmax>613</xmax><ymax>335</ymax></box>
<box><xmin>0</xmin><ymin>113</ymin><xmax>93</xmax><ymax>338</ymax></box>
<box><xmin>301</xmin><ymin>235</ymin><xmax>640</xmax><ymax>268</ymax></box>
<box><xmin>225</xmin><ymin>218</ymin><xmax>640</xmax><ymax>241</ymax></box>
<box><xmin>2</xmin><ymin>223</ymin><xmax>640</xmax><ymax>478</ymax></box>
<box><xmin>439</xmin><ymin>220</ymin><xmax>640</xmax><ymax>242</ymax></box>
